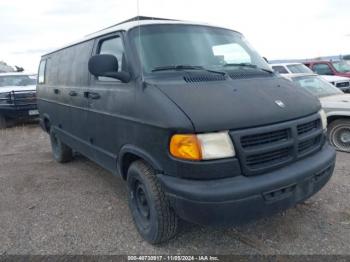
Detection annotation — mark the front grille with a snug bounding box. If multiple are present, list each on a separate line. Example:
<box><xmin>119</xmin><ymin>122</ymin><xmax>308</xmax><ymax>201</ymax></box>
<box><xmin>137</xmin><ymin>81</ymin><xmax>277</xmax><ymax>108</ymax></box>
<box><xmin>336</xmin><ymin>82</ymin><xmax>350</xmax><ymax>88</ymax></box>
<box><xmin>9</xmin><ymin>91</ymin><xmax>36</xmax><ymax>106</ymax></box>
<box><xmin>246</xmin><ymin>147</ymin><xmax>291</xmax><ymax>168</ymax></box>
<box><xmin>241</xmin><ymin>129</ymin><xmax>289</xmax><ymax>148</ymax></box>
<box><xmin>297</xmin><ymin>119</ymin><xmax>320</xmax><ymax>135</ymax></box>
<box><xmin>230</xmin><ymin>114</ymin><xmax>324</xmax><ymax>176</ymax></box>
<box><xmin>298</xmin><ymin>135</ymin><xmax>321</xmax><ymax>154</ymax></box>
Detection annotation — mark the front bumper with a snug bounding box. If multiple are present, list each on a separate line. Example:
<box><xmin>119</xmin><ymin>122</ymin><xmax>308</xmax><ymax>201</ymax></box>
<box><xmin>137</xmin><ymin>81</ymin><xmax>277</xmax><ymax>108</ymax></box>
<box><xmin>0</xmin><ymin>105</ymin><xmax>38</xmax><ymax>119</ymax></box>
<box><xmin>158</xmin><ymin>143</ymin><xmax>336</xmax><ymax>225</ymax></box>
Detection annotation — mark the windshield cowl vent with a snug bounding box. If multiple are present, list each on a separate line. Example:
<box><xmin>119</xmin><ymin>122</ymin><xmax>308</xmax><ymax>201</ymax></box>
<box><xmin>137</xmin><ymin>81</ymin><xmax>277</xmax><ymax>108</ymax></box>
<box><xmin>228</xmin><ymin>69</ymin><xmax>271</xmax><ymax>80</ymax></box>
<box><xmin>183</xmin><ymin>74</ymin><xmax>226</xmax><ymax>83</ymax></box>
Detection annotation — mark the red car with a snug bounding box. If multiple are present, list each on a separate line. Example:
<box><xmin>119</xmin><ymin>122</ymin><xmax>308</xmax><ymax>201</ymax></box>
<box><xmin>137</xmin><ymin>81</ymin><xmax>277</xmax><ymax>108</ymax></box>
<box><xmin>304</xmin><ymin>60</ymin><xmax>350</xmax><ymax>77</ymax></box>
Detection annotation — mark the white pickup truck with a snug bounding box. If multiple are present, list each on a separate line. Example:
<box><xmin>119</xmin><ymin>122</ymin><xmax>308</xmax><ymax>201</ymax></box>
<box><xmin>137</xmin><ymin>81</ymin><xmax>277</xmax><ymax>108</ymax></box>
<box><xmin>271</xmin><ymin>63</ymin><xmax>350</xmax><ymax>92</ymax></box>
<box><xmin>0</xmin><ymin>72</ymin><xmax>38</xmax><ymax>128</ymax></box>
<box><xmin>287</xmin><ymin>73</ymin><xmax>350</xmax><ymax>152</ymax></box>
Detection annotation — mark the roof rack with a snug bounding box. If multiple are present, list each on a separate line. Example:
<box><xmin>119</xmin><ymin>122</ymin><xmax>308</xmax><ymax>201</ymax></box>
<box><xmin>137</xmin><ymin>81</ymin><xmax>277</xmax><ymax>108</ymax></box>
<box><xmin>86</xmin><ymin>16</ymin><xmax>179</xmax><ymax>37</ymax></box>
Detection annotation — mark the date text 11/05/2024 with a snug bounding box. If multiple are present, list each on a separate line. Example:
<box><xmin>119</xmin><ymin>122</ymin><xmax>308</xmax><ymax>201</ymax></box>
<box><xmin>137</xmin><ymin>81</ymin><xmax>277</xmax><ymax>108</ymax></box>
<box><xmin>127</xmin><ymin>255</ymin><xmax>220</xmax><ymax>261</ymax></box>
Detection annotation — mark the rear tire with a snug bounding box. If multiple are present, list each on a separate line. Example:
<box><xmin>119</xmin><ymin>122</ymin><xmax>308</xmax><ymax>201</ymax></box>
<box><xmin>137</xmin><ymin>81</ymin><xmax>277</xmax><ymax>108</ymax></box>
<box><xmin>328</xmin><ymin>119</ymin><xmax>350</xmax><ymax>152</ymax></box>
<box><xmin>0</xmin><ymin>115</ymin><xmax>7</xmax><ymax>129</ymax></box>
<box><xmin>127</xmin><ymin>160</ymin><xmax>178</xmax><ymax>244</ymax></box>
<box><xmin>49</xmin><ymin>128</ymin><xmax>73</xmax><ymax>163</ymax></box>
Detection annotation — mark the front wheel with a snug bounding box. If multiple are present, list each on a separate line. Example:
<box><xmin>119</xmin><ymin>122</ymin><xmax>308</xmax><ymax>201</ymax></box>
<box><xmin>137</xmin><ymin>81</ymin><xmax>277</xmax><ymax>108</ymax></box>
<box><xmin>328</xmin><ymin>119</ymin><xmax>350</xmax><ymax>152</ymax></box>
<box><xmin>127</xmin><ymin>160</ymin><xmax>178</xmax><ymax>244</ymax></box>
<box><xmin>49</xmin><ymin>128</ymin><xmax>73</xmax><ymax>163</ymax></box>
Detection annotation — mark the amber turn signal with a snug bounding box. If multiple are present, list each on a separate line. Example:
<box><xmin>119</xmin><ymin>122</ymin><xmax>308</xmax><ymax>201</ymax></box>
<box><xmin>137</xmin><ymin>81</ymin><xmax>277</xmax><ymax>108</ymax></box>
<box><xmin>170</xmin><ymin>134</ymin><xmax>202</xmax><ymax>160</ymax></box>
<box><xmin>170</xmin><ymin>132</ymin><xmax>235</xmax><ymax>161</ymax></box>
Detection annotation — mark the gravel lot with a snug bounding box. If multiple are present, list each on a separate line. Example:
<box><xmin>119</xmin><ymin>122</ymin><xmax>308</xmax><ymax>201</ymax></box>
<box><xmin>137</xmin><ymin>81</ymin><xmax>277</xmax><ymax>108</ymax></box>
<box><xmin>0</xmin><ymin>124</ymin><xmax>349</xmax><ymax>255</ymax></box>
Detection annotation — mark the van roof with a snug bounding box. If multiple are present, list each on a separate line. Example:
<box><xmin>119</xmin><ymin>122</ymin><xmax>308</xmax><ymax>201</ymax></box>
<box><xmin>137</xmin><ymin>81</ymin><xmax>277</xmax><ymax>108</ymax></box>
<box><xmin>42</xmin><ymin>16</ymin><xmax>240</xmax><ymax>56</ymax></box>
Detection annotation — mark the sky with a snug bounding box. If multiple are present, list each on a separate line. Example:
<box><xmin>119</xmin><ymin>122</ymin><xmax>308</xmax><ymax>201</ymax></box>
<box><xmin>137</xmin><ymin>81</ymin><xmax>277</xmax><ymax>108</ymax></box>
<box><xmin>0</xmin><ymin>0</ymin><xmax>349</xmax><ymax>72</ymax></box>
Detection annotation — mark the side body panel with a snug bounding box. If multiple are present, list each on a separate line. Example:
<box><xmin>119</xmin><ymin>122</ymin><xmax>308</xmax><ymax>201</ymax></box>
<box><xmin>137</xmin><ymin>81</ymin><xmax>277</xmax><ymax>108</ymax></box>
<box><xmin>37</xmin><ymin>40</ymin><xmax>94</xmax><ymax>158</ymax></box>
<box><xmin>37</xmin><ymin>33</ymin><xmax>194</xmax><ymax>176</ymax></box>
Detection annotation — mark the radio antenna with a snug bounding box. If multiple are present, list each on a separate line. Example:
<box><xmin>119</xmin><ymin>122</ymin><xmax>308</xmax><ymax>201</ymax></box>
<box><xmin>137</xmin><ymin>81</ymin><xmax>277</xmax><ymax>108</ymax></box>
<box><xmin>137</xmin><ymin>0</ymin><xmax>144</xmax><ymax>82</ymax></box>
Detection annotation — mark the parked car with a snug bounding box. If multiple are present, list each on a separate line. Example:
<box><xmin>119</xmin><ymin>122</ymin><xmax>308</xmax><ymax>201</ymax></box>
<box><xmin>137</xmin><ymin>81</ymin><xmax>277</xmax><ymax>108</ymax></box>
<box><xmin>320</xmin><ymin>75</ymin><xmax>350</xmax><ymax>93</ymax></box>
<box><xmin>0</xmin><ymin>72</ymin><xmax>38</xmax><ymax>128</ymax></box>
<box><xmin>304</xmin><ymin>60</ymin><xmax>350</xmax><ymax>78</ymax></box>
<box><xmin>37</xmin><ymin>16</ymin><xmax>336</xmax><ymax>244</ymax></box>
<box><xmin>271</xmin><ymin>63</ymin><xmax>314</xmax><ymax>74</ymax></box>
<box><xmin>288</xmin><ymin>73</ymin><xmax>350</xmax><ymax>152</ymax></box>
<box><xmin>272</xmin><ymin>62</ymin><xmax>350</xmax><ymax>92</ymax></box>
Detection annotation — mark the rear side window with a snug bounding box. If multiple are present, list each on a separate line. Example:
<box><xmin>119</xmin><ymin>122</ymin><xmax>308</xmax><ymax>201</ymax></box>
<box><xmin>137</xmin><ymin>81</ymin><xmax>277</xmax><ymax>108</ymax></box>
<box><xmin>287</xmin><ymin>64</ymin><xmax>313</xmax><ymax>74</ymax></box>
<box><xmin>38</xmin><ymin>60</ymin><xmax>46</xmax><ymax>84</ymax></box>
<box><xmin>312</xmin><ymin>63</ymin><xmax>333</xmax><ymax>75</ymax></box>
<box><xmin>272</xmin><ymin>66</ymin><xmax>288</xmax><ymax>74</ymax></box>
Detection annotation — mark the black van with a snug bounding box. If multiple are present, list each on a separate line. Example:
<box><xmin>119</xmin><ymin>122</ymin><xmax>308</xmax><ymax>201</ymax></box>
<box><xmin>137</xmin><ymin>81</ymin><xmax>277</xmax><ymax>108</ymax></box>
<box><xmin>37</xmin><ymin>17</ymin><xmax>336</xmax><ymax>244</ymax></box>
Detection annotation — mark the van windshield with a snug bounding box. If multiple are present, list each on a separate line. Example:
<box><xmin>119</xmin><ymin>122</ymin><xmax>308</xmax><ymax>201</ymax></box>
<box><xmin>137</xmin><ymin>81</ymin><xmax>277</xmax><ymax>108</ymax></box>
<box><xmin>130</xmin><ymin>24</ymin><xmax>271</xmax><ymax>74</ymax></box>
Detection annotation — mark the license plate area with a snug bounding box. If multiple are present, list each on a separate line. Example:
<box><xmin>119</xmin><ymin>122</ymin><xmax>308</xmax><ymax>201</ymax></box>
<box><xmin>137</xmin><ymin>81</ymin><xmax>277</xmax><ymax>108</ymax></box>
<box><xmin>28</xmin><ymin>109</ymin><xmax>39</xmax><ymax>116</ymax></box>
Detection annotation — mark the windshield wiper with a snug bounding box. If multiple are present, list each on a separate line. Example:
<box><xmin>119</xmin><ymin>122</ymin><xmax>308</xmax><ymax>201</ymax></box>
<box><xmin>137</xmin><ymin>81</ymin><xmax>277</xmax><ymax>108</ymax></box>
<box><xmin>151</xmin><ymin>65</ymin><xmax>227</xmax><ymax>76</ymax></box>
<box><xmin>223</xmin><ymin>63</ymin><xmax>274</xmax><ymax>73</ymax></box>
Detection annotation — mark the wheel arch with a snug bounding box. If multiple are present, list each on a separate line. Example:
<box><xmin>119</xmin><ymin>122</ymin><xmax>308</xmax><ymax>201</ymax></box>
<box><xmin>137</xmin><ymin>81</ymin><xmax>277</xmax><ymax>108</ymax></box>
<box><xmin>118</xmin><ymin>145</ymin><xmax>163</xmax><ymax>180</ymax></box>
<box><xmin>327</xmin><ymin>114</ymin><xmax>350</xmax><ymax>125</ymax></box>
<box><xmin>41</xmin><ymin>113</ymin><xmax>52</xmax><ymax>132</ymax></box>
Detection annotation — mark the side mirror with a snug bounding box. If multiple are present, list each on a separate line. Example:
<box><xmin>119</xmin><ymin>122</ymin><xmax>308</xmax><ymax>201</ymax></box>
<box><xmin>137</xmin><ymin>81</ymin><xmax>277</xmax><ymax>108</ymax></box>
<box><xmin>88</xmin><ymin>54</ymin><xmax>130</xmax><ymax>83</ymax></box>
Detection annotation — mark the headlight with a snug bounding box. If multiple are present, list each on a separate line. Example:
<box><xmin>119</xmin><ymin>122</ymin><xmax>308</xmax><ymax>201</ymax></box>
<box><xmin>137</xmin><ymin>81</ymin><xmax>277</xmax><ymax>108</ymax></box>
<box><xmin>0</xmin><ymin>92</ymin><xmax>10</xmax><ymax>105</ymax></box>
<box><xmin>319</xmin><ymin>109</ymin><xmax>327</xmax><ymax>130</ymax></box>
<box><xmin>170</xmin><ymin>131</ymin><xmax>235</xmax><ymax>160</ymax></box>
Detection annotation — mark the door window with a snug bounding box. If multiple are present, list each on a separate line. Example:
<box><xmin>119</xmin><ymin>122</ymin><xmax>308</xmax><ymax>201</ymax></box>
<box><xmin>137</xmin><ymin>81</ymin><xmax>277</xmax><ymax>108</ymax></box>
<box><xmin>38</xmin><ymin>60</ymin><xmax>46</xmax><ymax>84</ymax></box>
<box><xmin>272</xmin><ymin>66</ymin><xmax>289</xmax><ymax>74</ymax></box>
<box><xmin>98</xmin><ymin>36</ymin><xmax>125</xmax><ymax>80</ymax></box>
<box><xmin>312</xmin><ymin>63</ymin><xmax>333</xmax><ymax>75</ymax></box>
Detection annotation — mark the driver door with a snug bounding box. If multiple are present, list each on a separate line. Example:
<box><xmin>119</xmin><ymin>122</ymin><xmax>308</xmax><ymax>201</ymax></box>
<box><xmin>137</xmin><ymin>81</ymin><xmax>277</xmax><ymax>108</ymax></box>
<box><xmin>86</xmin><ymin>33</ymin><xmax>134</xmax><ymax>173</ymax></box>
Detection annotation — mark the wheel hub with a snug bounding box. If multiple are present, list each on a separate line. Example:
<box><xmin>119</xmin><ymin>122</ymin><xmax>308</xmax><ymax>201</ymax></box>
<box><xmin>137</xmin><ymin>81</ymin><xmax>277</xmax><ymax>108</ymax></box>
<box><xmin>332</xmin><ymin>126</ymin><xmax>350</xmax><ymax>152</ymax></box>
<box><xmin>340</xmin><ymin>131</ymin><xmax>350</xmax><ymax>143</ymax></box>
<box><xmin>135</xmin><ymin>183</ymin><xmax>150</xmax><ymax>220</ymax></box>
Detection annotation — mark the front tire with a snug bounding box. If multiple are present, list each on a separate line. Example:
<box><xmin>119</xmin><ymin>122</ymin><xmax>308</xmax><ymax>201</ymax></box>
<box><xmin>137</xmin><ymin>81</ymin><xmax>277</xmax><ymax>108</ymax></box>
<box><xmin>328</xmin><ymin>119</ymin><xmax>350</xmax><ymax>152</ymax></box>
<box><xmin>49</xmin><ymin>128</ymin><xmax>73</xmax><ymax>163</ymax></box>
<box><xmin>127</xmin><ymin>160</ymin><xmax>178</xmax><ymax>244</ymax></box>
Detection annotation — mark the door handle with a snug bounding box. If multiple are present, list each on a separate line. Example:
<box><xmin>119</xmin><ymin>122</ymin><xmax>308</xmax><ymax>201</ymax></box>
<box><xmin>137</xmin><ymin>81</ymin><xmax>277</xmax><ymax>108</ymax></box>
<box><xmin>53</xmin><ymin>88</ymin><xmax>60</xmax><ymax>94</ymax></box>
<box><xmin>84</xmin><ymin>92</ymin><xmax>100</xmax><ymax>100</ymax></box>
<box><xmin>69</xmin><ymin>91</ymin><xmax>78</xmax><ymax>97</ymax></box>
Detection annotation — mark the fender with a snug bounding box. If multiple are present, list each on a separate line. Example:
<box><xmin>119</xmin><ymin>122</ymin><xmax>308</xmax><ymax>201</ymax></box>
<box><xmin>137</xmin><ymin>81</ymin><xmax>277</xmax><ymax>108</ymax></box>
<box><xmin>326</xmin><ymin>111</ymin><xmax>350</xmax><ymax>118</ymax></box>
<box><xmin>118</xmin><ymin>144</ymin><xmax>163</xmax><ymax>178</ymax></box>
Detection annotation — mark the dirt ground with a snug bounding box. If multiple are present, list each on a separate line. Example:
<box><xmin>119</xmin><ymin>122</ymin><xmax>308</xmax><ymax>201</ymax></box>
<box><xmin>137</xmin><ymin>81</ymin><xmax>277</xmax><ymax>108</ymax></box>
<box><xmin>0</xmin><ymin>124</ymin><xmax>349</xmax><ymax>255</ymax></box>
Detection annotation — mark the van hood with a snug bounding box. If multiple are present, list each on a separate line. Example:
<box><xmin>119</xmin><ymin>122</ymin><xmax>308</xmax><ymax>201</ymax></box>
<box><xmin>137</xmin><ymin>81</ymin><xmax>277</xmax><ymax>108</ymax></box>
<box><xmin>0</xmin><ymin>85</ymin><xmax>36</xmax><ymax>93</ymax></box>
<box><xmin>320</xmin><ymin>94</ymin><xmax>350</xmax><ymax>110</ymax></box>
<box><xmin>150</xmin><ymin>76</ymin><xmax>321</xmax><ymax>132</ymax></box>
